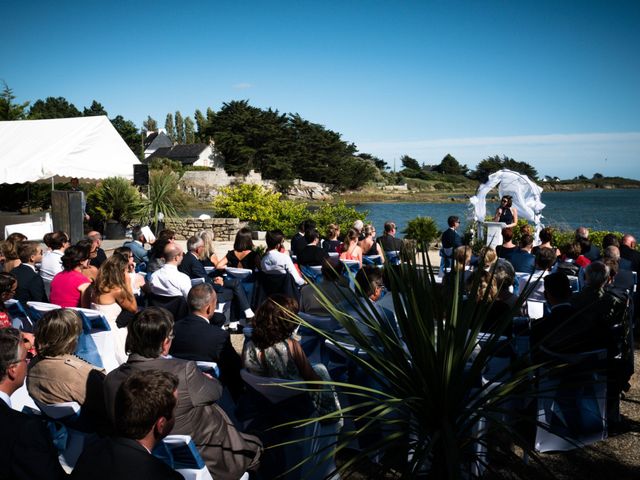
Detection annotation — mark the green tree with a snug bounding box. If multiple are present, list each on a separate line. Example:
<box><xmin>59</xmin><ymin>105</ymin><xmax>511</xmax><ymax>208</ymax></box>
<box><xmin>164</xmin><ymin>113</ymin><xmax>175</xmax><ymax>142</ymax></box>
<box><xmin>28</xmin><ymin>96</ymin><xmax>81</xmax><ymax>119</ymax></box>
<box><xmin>0</xmin><ymin>81</ymin><xmax>30</xmax><ymax>120</ymax></box>
<box><xmin>111</xmin><ymin>115</ymin><xmax>143</xmax><ymax>158</ymax></box>
<box><xmin>82</xmin><ymin>100</ymin><xmax>108</xmax><ymax>117</ymax></box>
<box><xmin>469</xmin><ymin>155</ymin><xmax>538</xmax><ymax>183</ymax></box>
<box><xmin>356</xmin><ymin>153</ymin><xmax>388</xmax><ymax>171</ymax></box>
<box><xmin>174</xmin><ymin>111</ymin><xmax>185</xmax><ymax>144</ymax></box>
<box><xmin>592</xmin><ymin>172</ymin><xmax>604</xmax><ymax>179</ymax></box>
<box><xmin>143</xmin><ymin>115</ymin><xmax>158</xmax><ymax>132</ymax></box>
<box><xmin>184</xmin><ymin>116</ymin><xmax>195</xmax><ymax>144</ymax></box>
<box><xmin>433</xmin><ymin>153</ymin><xmax>468</xmax><ymax>175</ymax></box>
<box><xmin>400</xmin><ymin>154</ymin><xmax>420</xmax><ymax>171</ymax></box>
<box><xmin>194</xmin><ymin>109</ymin><xmax>207</xmax><ymax>141</ymax></box>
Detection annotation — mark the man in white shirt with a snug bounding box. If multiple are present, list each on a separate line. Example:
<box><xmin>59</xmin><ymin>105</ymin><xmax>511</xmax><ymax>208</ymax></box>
<box><xmin>40</xmin><ymin>231</ymin><xmax>69</xmax><ymax>287</ymax></box>
<box><xmin>261</xmin><ymin>230</ymin><xmax>305</xmax><ymax>286</ymax></box>
<box><xmin>148</xmin><ymin>243</ymin><xmax>192</xmax><ymax>298</ymax></box>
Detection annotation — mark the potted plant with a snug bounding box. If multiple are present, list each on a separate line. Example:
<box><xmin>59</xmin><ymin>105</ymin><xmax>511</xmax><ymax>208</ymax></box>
<box><xmin>87</xmin><ymin>177</ymin><xmax>142</xmax><ymax>239</ymax></box>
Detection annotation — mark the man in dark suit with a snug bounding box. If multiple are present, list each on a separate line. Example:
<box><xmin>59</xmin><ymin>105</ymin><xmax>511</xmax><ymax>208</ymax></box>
<box><xmin>104</xmin><ymin>308</ymin><xmax>261</xmax><ymax>480</ymax></box>
<box><xmin>376</xmin><ymin>221</ymin><xmax>404</xmax><ymax>252</ymax></box>
<box><xmin>71</xmin><ymin>370</ymin><xmax>182</xmax><ymax>480</ymax></box>
<box><xmin>179</xmin><ymin>236</ymin><xmax>252</xmax><ymax>322</ymax></box>
<box><xmin>440</xmin><ymin>216</ymin><xmax>462</xmax><ymax>269</ymax></box>
<box><xmin>0</xmin><ymin>328</ymin><xmax>67</xmax><ymax>480</ymax></box>
<box><xmin>297</xmin><ymin>229</ymin><xmax>329</xmax><ymax>266</ymax></box>
<box><xmin>509</xmin><ymin>234</ymin><xmax>536</xmax><ymax>274</ymax></box>
<box><xmin>13</xmin><ymin>241</ymin><xmax>47</xmax><ymax>303</ymax></box>
<box><xmin>290</xmin><ymin>219</ymin><xmax>316</xmax><ymax>258</ymax></box>
<box><xmin>171</xmin><ymin>284</ymin><xmax>243</xmax><ymax>399</ymax></box>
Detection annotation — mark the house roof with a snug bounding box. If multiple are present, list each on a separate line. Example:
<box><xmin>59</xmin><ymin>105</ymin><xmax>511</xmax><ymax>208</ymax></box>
<box><xmin>144</xmin><ymin>131</ymin><xmax>173</xmax><ymax>151</ymax></box>
<box><xmin>145</xmin><ymin>143</ymin><xmax>209</xmax><ymax>165</ymax></box>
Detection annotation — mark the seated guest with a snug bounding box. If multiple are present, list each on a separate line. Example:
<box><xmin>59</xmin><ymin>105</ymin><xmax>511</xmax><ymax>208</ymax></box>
<box><xmin>377</xmin><ymin>220</ymin><xmax>405</xmax><ymax>252</ymax></box>
<box><xmin>0</xmin><ymin>328</ymin><xmax>67</xmax><ymax>480</ymax></box>
<box><xmin>76</xmin><ymin>239</ymin><xmax>99</xmax><ymax>282</ymax></box>
<box><xmin>217</xmin><ymin>227</ymin><xmax>261</xmax><ymax>271</ymax></box>
<box><xmin>88</xmin><ymin>254</ymin><xmax>137</xmax><ymax>364</ymax></box>
<box><xmin>601</xmin><ymin>234</ymin><xmax>632</xmax><ymax>271</ymax></box>
<box><xmin>50</xmin><ymin>245</ymin><xmax>92</xmax><ymax>308</ymax></box>
<box><xmin>291</xmin><ymin>219</ymin><xmax>316</xmax><ymax>258</ymax></box>
<box><xmin>123</xmin><ymin>226</ymin><xmax>150</xmax><ymax>265</ymax></box>
<box><xmin>13</xmin><ymin>241</ymin><xmax>47</xmax><ymax>303</ymax></box>
<box><xmin>442</xmin><ymin>245</ymin><xmax>473</xmax><ymax>304</ymax></box>
<box><xmin>148</xmin><ymin>243</ymin><xmax>191</xmax><ymax>299</ymax></box>
<box><xmin>556</xmin><ymin>242</ymin><xmax>587</xmax><ymax>277</ymax></box>
<box><xmin>104</xmin><ymin>307</ymin><xmax>262</xmax><ymax>479</ymax></box>
<box><xmin>145</xmin><ymin>230</ymin><xmax>177</xmax><ymax>275</ymax></box>
<box><xmin>70</xmin><ymin>370</ymin><xmax>182</xmax><ymax>480</ymax></box>
<box><xmin>0</xmin><ymin>273</ymin><xmax>18</xmax><ymax>328</ymax></box>
<box><xmin>180</xmin><ymin>236</ymin><xmax>253</xmax><ymax>320</ymax></box>
<box><xmin>322</xmin><ymin>223</ymin><xmax>341</xmax><ymax>254</ymax></box>
<box><xmin>40</xmin><ymin>231</ymin><xmax>70</xmax><ymax>291</ymax></box>
<box><xmin>297</xmin><ymin>228</ymin><xmax>330</xmax><ymax>266</ymax></box>
<box><xmin>478</xmin><ymin>246</ymin><xmax>497</xmax><ymax>271</ymax></box>
<box><xmin>532</xmin><ymin>227</ymin><xmax>560</xmax><ymax>257</ymax></box>
<box><xmin>352</xmin><ymin>219</ymin><xmax>364</xmax><ymax>237</ymax></box>
<box><xmin>87</xmin><ymin>231</ymin><xmax>107</xmax><ymax>268</ymax></box>
<box><xmin>1</xmin><ymin>232</ymin><xmax>27</xmax><ymax>273</ymax></box>
<box><xmin>339</xmin><ymin>228</ymin><xmax>363</xmax><ymax>266</ymax></box>
<box><xmin>620</xmin><ymin>234</ymin><xmax>640</xmax><ymax>274</ymax></box>
<box><xmin>603</xmin><ymin>246</ymin><xmax>635</xmax><ymax>297</ymax></box>
<box><xmin>300</xmin><ymin>261</ymin><xmax>351</xmax><ymax>316</ymax></box>
<box><xmin>495</xmin><ymin>227</ymin><xmax>517</xmax><ymax>261</ymax></box>
<box><xmin>113</xmin><ymin>247</ymin><xmax>146</xmax><ymax>298</ymax></box>
<box><xmin>509</xmin><ymin>234</ymin><xmax>535</xmax><ymax>274</ymax></box>
<box><xmin>493</xmin><ymin>259</ymin><xmax>518</xmax><ymax>308</ymax></box>
<box><xmin>243</xmin><ymin>295</ymin><xmax>340</xmax><ymax>421</ymax></box>
<box><xmin>517</xmin><ymin>247</ymin><xmax>557</xmax><ymax>303</ymax></box>
<box><xmin>198</xmin><ymin>229</ymin><xmax>224</xmax><ymax>268</ymax></box>
<box><xmin>465</xmin><ymin>270</ymin><xmax>511</xmax><ymax>335</ymax></box>
<box><xmin>575</xmin><ymin>226</ymin><xmax>600</xmax><ymax>262</ymax></box>
<box><xmin>27</xmin><ymin>309</ymin><xmax>106</xmax><ymax>429</ymax></box>
<box><xmin>171</xmin><ymin>284</ymin><xmax>243</xmax><ymax>400</ymax></box>
<box><xmin>261</xmin><ymin>230</ymin><xmax>305</xmax><ymax>286</ymax></box>
<box><xmin>359</xmin><ymin>224</ymin><xmax>385</xmax><ymax>260</ymax></box>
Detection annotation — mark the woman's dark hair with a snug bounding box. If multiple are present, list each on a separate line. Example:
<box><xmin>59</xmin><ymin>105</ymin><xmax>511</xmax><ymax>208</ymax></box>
<box><xmin>61</xmin><ymin>245</ymin><xmax>89</xmax><ymax>271</ymax></box>
<box><xmin>35</xmin><ymin>309</ymin><xmax>83</xmax><ymax>357</ymax></box>
<box><xmin>233</xmin><ymin>227</ymin><xmax>254</xmax><ymax>251</ymax></box>
<box><xmin>43</xmin><ymin>231</ymin><xmax>69</xmax><ymax>250</ymax></box>
<box><xmin>561</xmin><ymin>242</ymin><xmax>581</xmax><ymax>260</ymax></box>
<box><xmin>125</xmin><ymin>307</ymin><xmax>174</xmax><ymax>358</ymax></box>
<box><xmin>266</xmin><ymin>230</ymin><xmax>285</xmax><ymax>250</ymax></box>
<box><xmin>501</xmin><ymin>195</ymin><xmax>513</xmax><ymax>208</ymax></box>
<box><xmin>326</xmin><ymin>224</ymin><xmax>340</xmax><ymax>240</ymax></box>
<box><xmin>149</xmin><ymin>238</ymin><xmax>172</xmax><ymax>261</ymax></box>
<box><xmin>113</xmin><ymin>246</ymin><xmax>132</xmax><ymax>259</ymax></box>
<box><xmin>1</xmin><ymin>233</ymin><xmax>27</xmax><ymax>261</ymax></box>
<box><xmin>539</xmin><ymin>227</ymin><xmax>554</xmax><ymax>244</ymax></box>
<box><xmin>156</xmin><ymin>229</ymin><xmax>176</xmax><ymax>242</ymax></box>
<box><xmin>251</xmin><ymin>294</ymin><xmax>299</xmax><ymax>350</ymax></box>
<box><xmin>0</xmin><ymin>272</ymin><xmax>17</xmax><ymax>297</ymax></box>
<box><xmin>75</xmin><ymin>239</ymin><xmax>94</xmax><ymax>259</ymax></box>
<box><xmin>343</xmin><ymin>228</ymin><xmax>359</xmax><ymax>245</ymax></box>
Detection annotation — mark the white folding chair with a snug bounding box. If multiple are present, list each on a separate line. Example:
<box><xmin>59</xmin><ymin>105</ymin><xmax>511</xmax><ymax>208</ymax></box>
<box><xmin>154</xmin><ymin>434</ymin><xmax>214</xmax><ymax>480</ymax></box>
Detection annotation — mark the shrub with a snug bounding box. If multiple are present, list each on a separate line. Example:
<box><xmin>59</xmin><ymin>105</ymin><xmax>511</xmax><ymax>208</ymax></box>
<box><xmin>310</xmin><ymin>201</ymin><xmax>367</xmax><ymax>237</ymax></box>
<box><xmin>138</xmin><ymin>169</ymin><xmax>188</xmax><ymax>224</ymax></box>
<box><xmin>402</xmin><ymin>216</ymin><xmax>439</xmax><ymax>248</ymax></box>
<box><xmin>212</xmin><ymin>184</ymin><xmax>307</xmax><ymax>236</ymax></box>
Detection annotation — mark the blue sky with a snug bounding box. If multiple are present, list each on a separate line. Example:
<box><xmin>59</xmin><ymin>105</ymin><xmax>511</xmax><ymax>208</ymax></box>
<box><xmin>2</xmin><ymin>0</ymin><xmax>639</xmax><ymax>179</ymax></box>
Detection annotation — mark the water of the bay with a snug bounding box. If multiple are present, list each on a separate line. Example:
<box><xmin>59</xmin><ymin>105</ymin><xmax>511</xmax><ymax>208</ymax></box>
<box><xmin>354</xmin><ymin>189</ymin><xmax>640</xmax><ymax>237</ymax></box>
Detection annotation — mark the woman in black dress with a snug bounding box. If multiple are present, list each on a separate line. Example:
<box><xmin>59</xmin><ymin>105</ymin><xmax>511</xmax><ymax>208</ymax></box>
<box><xmin>493</xmin><ymin>195</ymin><xmax>518</xmax><ymax>228</ymax></box>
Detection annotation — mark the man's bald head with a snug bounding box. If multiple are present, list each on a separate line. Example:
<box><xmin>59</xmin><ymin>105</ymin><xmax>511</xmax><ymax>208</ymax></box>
<box><xmin>163</xmin><ymin>243</ymin><xmax>183</xmax><ymax>263</ymax></box>
<box><xmin>622</xmin><ymin>234</ymin><xmax>637</xmax><ymax>249</ymax></box>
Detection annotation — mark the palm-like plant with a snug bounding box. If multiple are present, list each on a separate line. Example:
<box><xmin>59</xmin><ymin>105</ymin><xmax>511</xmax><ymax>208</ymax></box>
<box><xmin>87</xmin><ymin>176</ymin><xmax>143</xmax><ymax>226</ymax></box>
<box><xmin>138</xmin><ymin>169</ymin><xmax>187</xmax><ymax>225</ymax></box>
<box><xmin>285</xmin><ymin>250</ymin><xmax>550</xmax><ymax>478</ymax></box>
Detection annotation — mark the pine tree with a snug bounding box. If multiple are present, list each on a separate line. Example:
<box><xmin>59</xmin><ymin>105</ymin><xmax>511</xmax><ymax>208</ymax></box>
<box><xmin>194</xmin><ymin>109</ymin><xmax>206</xmax><ymax>140</ymax></box>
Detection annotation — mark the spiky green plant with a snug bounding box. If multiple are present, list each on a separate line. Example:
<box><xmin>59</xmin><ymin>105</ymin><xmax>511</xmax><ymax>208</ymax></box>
<box><xmin>137</xmin><ymin>169</ymin><xmax>188</xmax><ymax>224</ymax></box>
<box><xmin>280</xmin><ymin>249</ymin><xmax>562</xmax><ymax>479</ymax></box>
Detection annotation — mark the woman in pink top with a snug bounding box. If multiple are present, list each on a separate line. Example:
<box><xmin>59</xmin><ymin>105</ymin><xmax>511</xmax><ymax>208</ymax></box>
<box><xmin>339</xmin><ymin>228</ymin><xmax>363</xmax><ymax>266</ymax></box>
<box><xmin>50</xmin><ymin>245</ymin><xmax>92</xmax><ymax>308</ymax></box>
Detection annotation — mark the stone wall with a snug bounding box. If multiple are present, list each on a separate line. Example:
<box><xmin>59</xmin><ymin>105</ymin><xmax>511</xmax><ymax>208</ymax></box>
<box><xmin>163</xmin><ymin>217</ymin><xmax>247</xmax><ymax>241</ymax></box>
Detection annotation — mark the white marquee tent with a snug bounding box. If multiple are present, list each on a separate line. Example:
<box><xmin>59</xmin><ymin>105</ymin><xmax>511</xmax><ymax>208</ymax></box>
<box><xmin>0</xmin><ymin>116</ymin><xmax>140</xmax><ymax>184</ymax></box>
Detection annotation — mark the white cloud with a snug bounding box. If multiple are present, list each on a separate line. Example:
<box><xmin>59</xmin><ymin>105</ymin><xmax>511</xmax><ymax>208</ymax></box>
<box><xmin>358</xmin><ymin>132</ymin><xmax>640</xmax><ymax>179</ymax></box>
<box><xmin>232</xmin><ymin>82</ymin><xmax>253</xmax><ymax>90</ymax></box>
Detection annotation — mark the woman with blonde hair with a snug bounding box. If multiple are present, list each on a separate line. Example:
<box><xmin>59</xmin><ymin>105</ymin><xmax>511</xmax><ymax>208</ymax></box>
<box><xmin>359</xmin><ymin>224</ymin><xmax>384</xmax><ymax>262</ymax></box>
<box><xmin>322</xmin><ymin>224</ymin><xmax>341</xmax><ymax>254</ymax></box>
<box><xmin>88</xmin><ymin>254</ymin><xmax>136</xmax><ymax>363</ymax></box>
<box><xmin>198</xmin><ymin>230</ymin><xmax>224</xmax><ymax>269</ymax></box>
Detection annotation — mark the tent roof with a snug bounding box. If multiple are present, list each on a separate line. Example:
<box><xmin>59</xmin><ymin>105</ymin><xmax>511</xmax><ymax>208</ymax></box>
<box><xmin>0</xmin><ymin>116</ymin><xmax>140</xmax><ymax>184</ymax></box>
